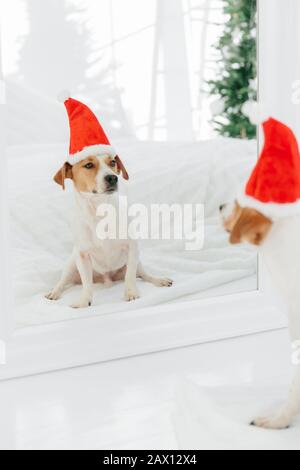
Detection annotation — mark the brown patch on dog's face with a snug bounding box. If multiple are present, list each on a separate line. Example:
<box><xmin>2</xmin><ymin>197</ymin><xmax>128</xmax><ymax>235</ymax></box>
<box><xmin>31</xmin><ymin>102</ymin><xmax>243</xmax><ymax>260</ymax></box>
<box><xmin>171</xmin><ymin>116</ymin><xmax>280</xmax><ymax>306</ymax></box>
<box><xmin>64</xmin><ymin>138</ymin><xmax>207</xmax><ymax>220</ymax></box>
<box><xmin>71</xmin><ymin>156</ymin><xmax>100</xmax><ymax>193</ymax></box>
<box><xmin>54</xmin><ymin>155</ymin><xmax>129</xmax><ymax>194</ymax></box>
<box><xmin>221</xmin><ymin>202</ymin><xmax>273</xmax><ymax>246</ymax></box>
<box><xmin>104</xmin><ymin>155</ymin><xmax>129</xmax><ymax>180</ymax></box>
<box><xmin>53</xmin><ymin>157</ymin><xmax>100</xmax><ymax>193</ymax></box>
<box><xmin>104</xmin><ymin>156</ymin><xmax>119</xmax><ymax>176</ymax></box>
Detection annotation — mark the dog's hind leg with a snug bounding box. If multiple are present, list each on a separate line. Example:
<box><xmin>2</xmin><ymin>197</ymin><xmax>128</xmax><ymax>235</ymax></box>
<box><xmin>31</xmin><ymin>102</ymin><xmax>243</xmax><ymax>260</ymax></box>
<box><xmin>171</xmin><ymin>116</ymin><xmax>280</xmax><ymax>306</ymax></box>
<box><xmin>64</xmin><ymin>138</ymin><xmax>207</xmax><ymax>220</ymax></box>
<box><xmin>137</xmin><ymin>263</ymin><xmax>173</xmax><ymax>288</ymax></box>
<box><xmin>252</xmin><ymin>368</ymin><xmax>300</xmax><ymax>430</ymax></box>
<box><xmin>252</xmin><ymin>301</ymin><xmax>300</xmax><ymax>429</ymax></box>
<box><xmin>45</xmin><ymin>255</ymin><xmax>77</xmax><ymax>301</ymax></box>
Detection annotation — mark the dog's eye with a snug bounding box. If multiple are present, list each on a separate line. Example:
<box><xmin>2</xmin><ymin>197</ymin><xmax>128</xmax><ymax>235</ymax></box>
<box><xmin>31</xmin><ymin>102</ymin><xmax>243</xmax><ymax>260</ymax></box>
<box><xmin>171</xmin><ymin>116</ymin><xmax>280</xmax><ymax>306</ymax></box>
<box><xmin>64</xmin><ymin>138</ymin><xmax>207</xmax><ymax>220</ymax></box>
<box><xmin>84</xmin><ymin>163</ymin><xmax>94</xmax><ymax>169</ymax></box>
<box><xmin>110</xmin><ymin>160</ymin><xmax>116</xmax><ymax>167</ymax></box>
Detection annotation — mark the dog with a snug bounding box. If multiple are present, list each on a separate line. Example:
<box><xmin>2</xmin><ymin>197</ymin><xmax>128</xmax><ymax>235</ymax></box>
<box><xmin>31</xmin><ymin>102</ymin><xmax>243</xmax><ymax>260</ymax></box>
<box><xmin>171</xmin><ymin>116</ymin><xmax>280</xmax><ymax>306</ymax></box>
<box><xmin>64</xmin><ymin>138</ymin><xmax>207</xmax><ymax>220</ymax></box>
<box><xmin>46</xmin><ymin>154</ymin><xmax>173</xmax><ymax>308</ymax></box>
<box><xmin>220</xmin><ymin>201</ymin><xmax>300</xmax><ymax>429</ymax></box>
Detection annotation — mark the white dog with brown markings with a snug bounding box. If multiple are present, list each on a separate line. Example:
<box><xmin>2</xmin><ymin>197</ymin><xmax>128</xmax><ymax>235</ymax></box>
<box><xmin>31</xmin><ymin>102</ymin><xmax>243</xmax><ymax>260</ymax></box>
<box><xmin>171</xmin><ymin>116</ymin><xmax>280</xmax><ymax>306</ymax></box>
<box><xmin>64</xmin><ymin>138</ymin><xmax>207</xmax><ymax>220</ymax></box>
<box><xmin>221</xmin><ymin>201</ymin><xmax>300</xmax><ymax>430</ymax></box>
<box><xmin>46</xmin><ymin>94</ymin><xmax>173</xmax><ymax>309</ymax></box>
<box><xmin>220</xmin><ymin>113</ymin><xmax>300</xmax><ymax>430</ymax></box>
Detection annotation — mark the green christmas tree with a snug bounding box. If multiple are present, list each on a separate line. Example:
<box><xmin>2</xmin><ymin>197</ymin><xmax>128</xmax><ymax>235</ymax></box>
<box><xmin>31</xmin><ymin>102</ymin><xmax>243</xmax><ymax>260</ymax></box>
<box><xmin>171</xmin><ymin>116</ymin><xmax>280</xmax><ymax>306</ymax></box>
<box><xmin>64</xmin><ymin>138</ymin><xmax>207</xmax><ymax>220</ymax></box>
<box><xmin>208</xmin><ymin>0</ymin><xmax>257</xmax><ymax>139</ymax></box>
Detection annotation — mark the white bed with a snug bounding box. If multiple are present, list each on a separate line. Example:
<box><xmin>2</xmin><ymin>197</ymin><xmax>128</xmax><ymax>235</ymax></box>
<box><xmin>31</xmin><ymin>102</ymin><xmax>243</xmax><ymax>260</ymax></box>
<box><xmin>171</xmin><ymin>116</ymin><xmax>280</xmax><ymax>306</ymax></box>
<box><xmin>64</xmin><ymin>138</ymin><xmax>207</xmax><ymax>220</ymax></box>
<box><xmin>9</xmin><ymin>138</ymin><xmax>257</xmax><ymax>328</ymax></box>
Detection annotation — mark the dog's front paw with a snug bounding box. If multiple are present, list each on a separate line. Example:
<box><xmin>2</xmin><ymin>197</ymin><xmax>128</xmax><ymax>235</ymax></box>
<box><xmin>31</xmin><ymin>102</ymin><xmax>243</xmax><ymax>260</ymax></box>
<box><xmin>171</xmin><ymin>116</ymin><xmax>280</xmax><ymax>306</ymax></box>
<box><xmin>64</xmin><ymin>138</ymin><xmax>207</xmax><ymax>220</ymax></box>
<box><xmin>70</xmin><ymin>297</ymin><xmax>92</xmax><ymax>309</ymax></box>
<box><xmin>125</xmin><ymin>287</ymin><xmax>140</xmax><ymax>302</ymax></box>
<box><xmin>251</xmin><ymin>412</ymin><xmax>292</xmax><ymax>430</ymax></box>
<box><xmin>45</xmin><ymin>289</ymin><xmax>61</xmax><ymax>301</ymax></box>
<box><xmin>154</xmin><ymin>278</ymin><xmax>173</xmax><ymax>288</ymax></box>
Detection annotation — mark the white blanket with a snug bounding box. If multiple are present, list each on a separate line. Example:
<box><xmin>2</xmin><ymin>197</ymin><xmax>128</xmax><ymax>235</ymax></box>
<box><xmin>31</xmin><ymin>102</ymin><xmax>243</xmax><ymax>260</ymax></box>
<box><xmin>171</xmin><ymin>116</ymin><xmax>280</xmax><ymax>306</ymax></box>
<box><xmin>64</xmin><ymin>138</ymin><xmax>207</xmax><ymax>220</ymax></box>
<box><xmin>9</xmin><ymin>138</ymin><xmax>257</xmax><ymax>327</ymax></box>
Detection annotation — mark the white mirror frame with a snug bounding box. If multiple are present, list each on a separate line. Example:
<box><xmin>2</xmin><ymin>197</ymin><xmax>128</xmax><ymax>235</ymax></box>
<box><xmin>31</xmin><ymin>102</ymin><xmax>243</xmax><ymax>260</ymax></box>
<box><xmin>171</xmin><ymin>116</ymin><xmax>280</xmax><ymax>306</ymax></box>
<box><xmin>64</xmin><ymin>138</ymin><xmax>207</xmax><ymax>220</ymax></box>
<box><xmin>0</xmin><ymin>0</ymin><xmax>287</xmax><ymax>380</ymax></box>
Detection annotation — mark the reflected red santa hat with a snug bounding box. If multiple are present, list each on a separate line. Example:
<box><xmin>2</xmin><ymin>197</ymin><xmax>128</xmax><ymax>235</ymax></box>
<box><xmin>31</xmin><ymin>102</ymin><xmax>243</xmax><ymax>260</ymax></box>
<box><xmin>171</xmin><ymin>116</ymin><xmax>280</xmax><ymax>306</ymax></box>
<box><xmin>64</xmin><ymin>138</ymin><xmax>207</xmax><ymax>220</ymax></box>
<box><xmin>238</xmin><ymin>102</ymin><xmax>300</xmax><ymax>219</ymax></box>
<box><xmin>58</xmin><ymin>90</ymin><xmax>116</xmax><ymax>164</ymax></box>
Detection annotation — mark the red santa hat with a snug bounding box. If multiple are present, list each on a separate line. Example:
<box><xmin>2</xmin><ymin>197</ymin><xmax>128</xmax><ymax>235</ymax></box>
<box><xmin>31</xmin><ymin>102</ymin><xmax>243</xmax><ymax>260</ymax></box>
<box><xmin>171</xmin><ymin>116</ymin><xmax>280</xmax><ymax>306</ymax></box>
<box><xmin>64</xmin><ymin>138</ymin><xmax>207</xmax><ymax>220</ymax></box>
<box><xmin>238</xmin><ymin>102</ymin><xmax>300</xmax><ymax>219</ymax></box>
<box><xmin>58</xmin><ymin>90</ymin><xmax>116</xmax><ymax>164</ymax></box>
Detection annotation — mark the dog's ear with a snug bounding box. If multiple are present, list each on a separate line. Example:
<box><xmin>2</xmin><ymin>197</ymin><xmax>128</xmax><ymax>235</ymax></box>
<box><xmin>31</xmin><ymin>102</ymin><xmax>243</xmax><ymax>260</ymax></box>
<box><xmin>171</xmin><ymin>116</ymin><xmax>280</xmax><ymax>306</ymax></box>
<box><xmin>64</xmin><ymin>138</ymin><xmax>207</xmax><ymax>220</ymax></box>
<box><xmin>230</xmin><ymin>209</ymin><xmax>272</xmax><ymax>246</ymax></box>
<box><xmin>115</xmin><ymin>155</ymin><xmax>129</xmax><ymax>180</ymax></box>
<box><xmin>53</xmin><ymin>162</ymin><xmax>73</xmax><ymax>190</ymax></box>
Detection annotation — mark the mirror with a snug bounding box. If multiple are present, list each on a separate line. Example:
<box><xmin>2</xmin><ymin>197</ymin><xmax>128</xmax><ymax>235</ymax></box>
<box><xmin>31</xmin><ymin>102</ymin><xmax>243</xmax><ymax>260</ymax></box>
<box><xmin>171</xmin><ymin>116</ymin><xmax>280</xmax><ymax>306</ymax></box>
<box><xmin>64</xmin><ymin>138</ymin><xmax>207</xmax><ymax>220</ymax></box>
<box><xmin>4</xmin><ymin>0</ymin><xmax>257</xmax><ymax>328</ymax></box>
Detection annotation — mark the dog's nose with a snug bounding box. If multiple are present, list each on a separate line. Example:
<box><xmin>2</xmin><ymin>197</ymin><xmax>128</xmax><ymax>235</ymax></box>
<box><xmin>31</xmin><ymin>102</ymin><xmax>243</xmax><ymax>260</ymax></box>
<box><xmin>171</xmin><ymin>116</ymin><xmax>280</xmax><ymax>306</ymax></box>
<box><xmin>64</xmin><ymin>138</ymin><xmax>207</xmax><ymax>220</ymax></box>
<box><xmin>219</xmin><ymin>204</ymin><xmax>226</xmax><ymax>212</ymax></box>
<box><xmin>105</xmin><ymin>175</ymin><xmax>118</xmax><ymax>186</ymax></box>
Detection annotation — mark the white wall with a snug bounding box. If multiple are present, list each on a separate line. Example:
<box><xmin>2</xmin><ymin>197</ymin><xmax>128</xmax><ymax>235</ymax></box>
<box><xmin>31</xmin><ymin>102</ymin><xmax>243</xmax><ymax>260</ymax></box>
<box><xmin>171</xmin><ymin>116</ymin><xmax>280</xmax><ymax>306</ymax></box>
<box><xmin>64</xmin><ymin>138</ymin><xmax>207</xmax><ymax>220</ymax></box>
<box><xmin>259</xmin><ymin>0</ymin><xmax>300</xmax><ymax>138</ymax></box>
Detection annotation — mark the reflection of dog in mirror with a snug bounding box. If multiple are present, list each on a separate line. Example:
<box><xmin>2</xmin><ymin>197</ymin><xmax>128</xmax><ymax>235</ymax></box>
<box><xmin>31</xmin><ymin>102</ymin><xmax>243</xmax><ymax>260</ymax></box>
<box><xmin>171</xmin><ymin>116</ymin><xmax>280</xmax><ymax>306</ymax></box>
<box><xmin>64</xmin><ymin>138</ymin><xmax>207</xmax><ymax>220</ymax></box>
<box><xmin>45</xmin><ymin>154</ymin><xmax>173</xmax><ymax>309</ymax></box>
<box><xmin>220</xmin><ymin>201</ymin><xmax>300</xmax><ymax>430</ymax></box>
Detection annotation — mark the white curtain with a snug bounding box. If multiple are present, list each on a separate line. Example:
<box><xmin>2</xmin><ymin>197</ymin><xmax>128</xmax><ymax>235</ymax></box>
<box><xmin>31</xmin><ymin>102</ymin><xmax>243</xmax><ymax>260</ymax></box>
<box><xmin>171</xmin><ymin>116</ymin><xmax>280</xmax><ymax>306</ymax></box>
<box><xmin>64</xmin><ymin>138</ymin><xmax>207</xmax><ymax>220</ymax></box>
<box><xmin>3</xmin><ymin>0</ymin><xmax>226</xmax><ymax>143</ymax></box>
<box><xmin>259</xmin><ymin>0</ymin><xmax>300</xmax><ymax>137</ymax></box>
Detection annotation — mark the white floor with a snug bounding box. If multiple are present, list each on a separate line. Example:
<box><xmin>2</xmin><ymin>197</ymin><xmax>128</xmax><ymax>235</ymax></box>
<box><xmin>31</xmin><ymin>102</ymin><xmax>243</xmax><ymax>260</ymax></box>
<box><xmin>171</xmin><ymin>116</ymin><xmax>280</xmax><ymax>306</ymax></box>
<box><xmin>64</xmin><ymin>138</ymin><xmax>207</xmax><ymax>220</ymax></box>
<box><xmin>0</xmin><ymin>328</ymin><xmax>298</xmax><ymax>450</ymax></box>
